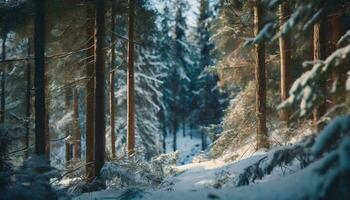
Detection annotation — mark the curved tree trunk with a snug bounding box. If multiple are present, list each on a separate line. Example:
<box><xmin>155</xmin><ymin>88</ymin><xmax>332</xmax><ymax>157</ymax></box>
<box><xmin>254</xmin><ymin>0</ymin><xmax>269</xmax><ymax>150</ymax></box>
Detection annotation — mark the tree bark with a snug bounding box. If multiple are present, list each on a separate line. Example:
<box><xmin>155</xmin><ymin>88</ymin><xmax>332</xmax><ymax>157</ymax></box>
<box><xmin>312</xmin><ymin>16</ymin><xmax>327</xmax><ymax>132</ymax></box>
<box><xmin>0</xmin><ymin>35</ymin><xmax>6</xmax><ymax>124</ymax></box>
<box><xmin>34</xmin><ymin>0</ymin><xmax>46</xmax><ymax>156</ymax></box>
<box><xmin>173</xmin><ymin>118</ymin><xmax>177</xmax><ymax>152</ymax></box>
<box><xmin>94</xmin><ymin>0</ymin><xmax>106</xmax><ymax>177</ymax></box>
<box><xmin>65</xmin><ymin>87</ymin><xmax>72</xmax><ymax>166</ymax></box>
<box><xmin>85</xmin><ymin>2</ymin><xmax>95</xmax><ymax>180</ymax></box>
<box><xmin>329</xmin><ymin>10</ymin><xmax>344</xmax><ymax>104</ymax></box>
<box><xmin>25</xmin><ymin>38</ymin><xmax>32</xmax><ymax>158</ymax></box>
<box><xmin>201</xmin><ymin>132</ymin><xmax>206</xmax><ymax>150</ymax></box>
<box><xmin>73</xmin><ymin>88</ymin><xmax>81</xmax><ymax>160</ymax></box>
<box><xmin>279</xmin><ymin>2</ymin><xmax>291</xmax><ymax>124</ymax></box>
<box><xmin>45</xmin><ymin>72</ymin><xmax>50</xmax><ymax>160</ymax></box>
<box><xmin>127</xmin><ymin>0</ymin><xmax>136</xmax><ymax>156</ymax></box>
<box><xmin>110</xmin><ymin>1</ymin><xmax>116</xmax><ymax>159</ymax></box>
<box><xmin>254</xmin><ymin>0</ymin><xmax>269</xmax><ymax>150</ymax></box>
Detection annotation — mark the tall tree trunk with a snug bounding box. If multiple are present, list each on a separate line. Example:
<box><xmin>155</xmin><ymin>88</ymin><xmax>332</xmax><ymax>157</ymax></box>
<box><xmin>173</xmin><ymin>118</ymin><xmax>177</xmax><ymax>152</ymax></box>
<box><xmin>254</xmin><ymin>0</ymin><xmax>269</xmax><ymax>150</ymax></box>
<box><xmin>45</xmin><ymin>73</ymin><xmax>50</xmax><ymax>160</ymax></box>
<box><xmin>279</xmin><ymin>2</ymin><xmax>291</xmax><ymax>124</ymax></box>
<box><xmin>73</xmin><ymin>88</ymin><xmax>81</xmax><ymax>160</ymax></box>
<box><xmin>0</xmin><ymin>35</ymin><xmax>6</xmax><ymax>124</ymax></box>
<box><xmin>34</xmin><ymin>0</ymin><xmax>46</xmax><ymax>156</ymax></box>
<box><xmin>94</xmin><ymin>0</ymin><xmax>106</xmax><ymax>177</ymax></box>
<box><xmin>25</xmin><ymin>38</ymin><xmax>32</xmax><ymax>158</ymax></box>
<box><xmin>127</xmin><ymin>0</ymin><xmax>136</xmax><ymax>156</ymax></box>
<box><xmin>85</xmin><ymin>2</ymin><xmax>95</xmax><ymax>180</ymax></box>
<box><xmin>65</xmin><ymin>87</ymin><xmax>72</xmax><ymax>166</ymax></box>
<box><xmin>330</xmin><ymin>10</ymin><xmax>344</xmax><ymax>104</ymax></box>
<box><xmin>110</xmin><ymin>1</ymin><xmax>116</xmax><ymax>159</ymax></box>
<box><xmin>162</xmin><ymin>89</ymin><xmax>167</xmax><ymax>153</ymax></box>
<box><xmin>313</xmin><ymin>16</ymin><xmax>327</xmax><ymax>132</ymax></box>
<box><xmin>201</xmin><ymin>132</ymin><xmax>206</xmax><ymax>150</ymax></box>
<box><xmin>182</xmin><ymin>95</ymin><xmax>185</xmax><ymax>137</ymax></box>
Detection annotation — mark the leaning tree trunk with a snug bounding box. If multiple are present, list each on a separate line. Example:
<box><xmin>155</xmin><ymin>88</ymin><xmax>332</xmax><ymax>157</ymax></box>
<box><xmin>110</xmin><ymin>1</ymin><xmax>117</xmax><ymax>159</ymax></box>
<box><xmin>85</xmin><ymin>2</ymin><xmax>95</xmax><ymax>181</ymax></box>
<box><xmin>313</xmin><ymin>16</ymin><xmax>328</xmax><ymax>132</ymax></box>
<box><xmin>73</xmin><ymin>88</ymin><xmax>81</xmax><ymax>160</ymax></box>
<box><xmin>254</xmin><ymin>0</ymin><xmax>269</xmax><ymax>150</ymax></box>
<box><xmin>34</xmin><ymin>0</ymin><xmax>46</xmax><ymax>156</ymax></box>
<box><xmin>25</xmin><ymin>38</ymin><xmax>32</xmax><ymax>158</ymax></box>
<box><xmin>94</xmin><ymin>0</ymin><xmax>106</xmax><ymax>177</ymax></box>
<box><xmin>127</xmin><ymin>0</ymin><xmax>136</xmax><ymax>156</ymax></box>
<box><xmin>0</xmin><ymin>35</ymin><xmax>6</xmax><ymax>124</ymax></box>
<box><xmin>279</xmin><ymin>2</ymin><xmax>291</xmax><ymax>124</ymax></box>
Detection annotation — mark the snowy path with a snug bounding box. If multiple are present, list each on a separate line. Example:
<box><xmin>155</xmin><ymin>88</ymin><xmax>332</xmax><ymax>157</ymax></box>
<box><xmin>75</xmin><ymin>154</ymin><xmax>268</xmax><ymax>200</ymax></box>
<box><xmin>75</xmin><ymin>149</ymin><xmax>328</xmax><ymax>200</ymax></box>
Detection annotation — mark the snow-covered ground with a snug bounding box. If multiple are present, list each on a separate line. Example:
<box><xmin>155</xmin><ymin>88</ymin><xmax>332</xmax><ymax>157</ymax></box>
<box><xmin>74</xmin><ymin>148</ymin><xmax>327</xmax><ymax>200</ymax></box>
<box><xmin>165</xmin><ymin>127</ymin><xmax>203</xmax><ymax>165</ymax></box>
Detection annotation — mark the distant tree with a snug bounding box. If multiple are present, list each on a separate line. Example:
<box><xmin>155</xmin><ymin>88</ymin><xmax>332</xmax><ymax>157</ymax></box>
<box><xmin>127</xmin><ymin>0</ymin><xmax>135</xmax><ymax>156</ymax></box>
<box><xmin>158</xmin><ymin>4</ymin><xmax>173</xmax><ymax>153</ymax></box>
<box><xmin>194</xmin><ymin>0</ymin><xmax>225</xmax><ymax>150</ymax></box>
<box><xmin>34</xmin><ymin>0</ymin><xmax>47</xmax><ymax>156</ymax></box>
<box><xmin>167</xmin><ymin>0</ymin><xmax>191</xmax><ymax>151</ymax></box>
<box><xmin>254</xmin><ymin>0</ymin><xmax>269</xmax><ymax>149</ymax></box>
<box><xmin>94</xmin><ymin>0</ymin><xmax>106</xmax><ymax>177</ymax></box>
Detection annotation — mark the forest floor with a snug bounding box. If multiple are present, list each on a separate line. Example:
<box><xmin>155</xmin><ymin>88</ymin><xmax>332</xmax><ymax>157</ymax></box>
<box><xmin>75</xmin><ymin>147</ymin><xmax>323</xmax><ymax>200</ymax></box>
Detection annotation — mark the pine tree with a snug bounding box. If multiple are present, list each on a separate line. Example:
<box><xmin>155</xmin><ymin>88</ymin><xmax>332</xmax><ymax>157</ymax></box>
<box><xmin>110</xmin><ymin>0</ymin><xmax>117</xmax><ymax>159</ymax></box>
<box><xmin>279</xmin><ymin>2</ymin><xmax>291</xmax><ymax>124</ymax></box>
<box><xmin>254</xmin><ymin>0</ymin><xmax>269</xmax><ymax>149</ymax></box>
<box><xmin>34</xmin><ymin>0</ymin><xmax>46</xmax><ymax>156</ymax></box>
<box><xmin>312</xmin><ymin>16</ymin><xmax>327</xmax><ymax>132</ymax></box>
<box><xmin>25</xmin><ymin>38</ymin><xmax>32</xmax><ymax>158</ymax></box>
<box><xmin>73</xmin><ymin>87</ymin><xmax>81</xmax><ymax>160</ymax></box>
<box><xmin>85</xmin><ymin>2</ymin><xmax>95</xmax><ymax>180</ymax></box>
<box><xmin>167</xmin><ymin>0</ymin><xmax>191</xmax><ymax>151</ymax></box>
<box><xmin>194</xmin><ymin>0</ymin><xmax>224</xmax><ymax>150</ymax></box>
<box><xmin>65</xmin><ymin>86</ymin><xmax>72</xmax><ymax>166</ymax></box>
<box><xmin>0</xmin><ymin>34</ymin><xmax>6</xmax><ymax>124</ymax></box>
<box><xmin>94</xmin><ymin>0</ymin><xmax>106</xmax><ymax>177</ymax></box>
<box><xmin>127</xmin><ymin>0</ymin><xmax>136</xmax><ymax>156</ymax></box>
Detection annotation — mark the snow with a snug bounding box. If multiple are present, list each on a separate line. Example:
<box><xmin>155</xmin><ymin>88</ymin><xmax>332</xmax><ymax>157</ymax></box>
<box><xmin>165</xmin><ymin>127</ymin><xmax>203</xmax><ymax>165</ymax></box>
<box><xmin>74</xmin><ymin>150</ymin><xmax>319</xmax><ymax>200</ymax></box>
